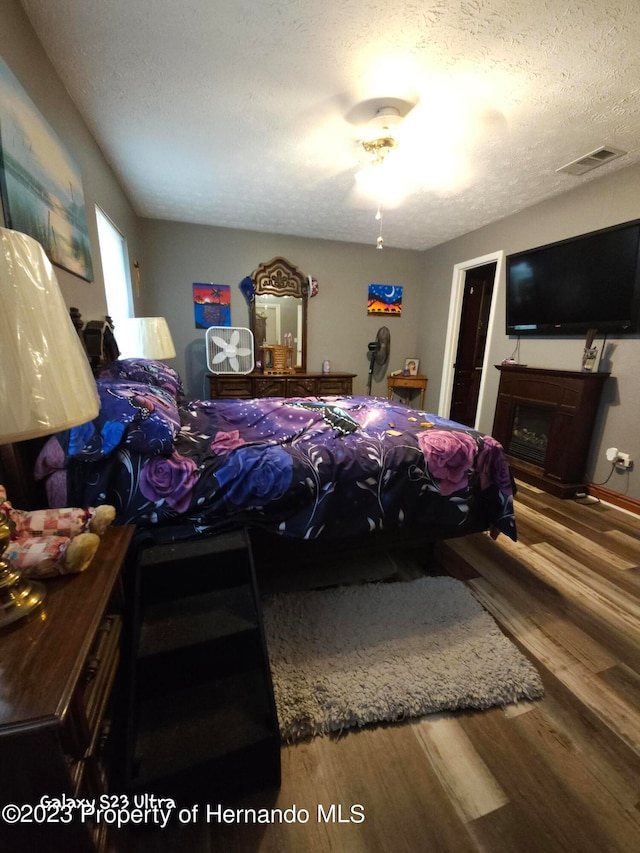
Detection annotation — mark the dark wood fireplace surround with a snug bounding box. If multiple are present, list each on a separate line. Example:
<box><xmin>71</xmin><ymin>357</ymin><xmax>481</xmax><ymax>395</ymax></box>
<box><xmin>492</xmin><ymin>365</ymin><xmax>610</xmax><ymax>498</ymax></box>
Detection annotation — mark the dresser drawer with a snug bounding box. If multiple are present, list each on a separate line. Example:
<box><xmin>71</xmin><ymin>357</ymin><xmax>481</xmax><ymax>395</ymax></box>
<box><xmin>286</xmin><ymin>377</ymin><xmax>316</xmax><ymax>396</ymax></box>
<box><xmin>317</xmin><ymin>377</ymin><xmax>353</xmax><ymax>395</ymax></box>
<box><xmin>253</xmin><ymin>376</ymin><xmax>286</xmax><ymax>396</ymax></box>
<box><xmin>82</xmin><ymin>614</ymin><xmax>121</xmax><ymax>738</ymax></box>
<box><xmin>390</xmin><ymin>376</ymin><xmax>420</xmax><ymax>389</ymax></box>
<box><xmin>208</xmin><ymin>375</ymin><xmax>253</xmax><ymax>398</ymax></box>
<box><xmin>61</xmin><ymin>613</ymin><xmax>121</xmax><ymax>759</ymax></box>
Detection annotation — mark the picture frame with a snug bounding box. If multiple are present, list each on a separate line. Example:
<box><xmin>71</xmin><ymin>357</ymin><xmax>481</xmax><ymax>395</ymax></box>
<box><xmin>0</xmin><ymin>58</ymin><xmax>93</xmax><ymax>281</ymax></box>
<box><xmin>404</xmin><ymin>358</ymin><xmax>419</xmax><ymax>375</ymax></box>
<box><xmin>193</xmin><ymin>283</ymin><xmax>231</xmax><ymax>328</ymax></box>
<box><xmin>367</xmin><ymin>284</ymin><xmax>403</xmax><ymax>316</ymax></box>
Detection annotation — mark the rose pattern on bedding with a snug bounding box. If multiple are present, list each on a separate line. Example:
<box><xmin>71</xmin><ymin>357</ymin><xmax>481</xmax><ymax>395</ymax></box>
<box><xmin>476</xmin><ymin>434</ymin><xmax>514</xmax><ymax>493</ymax></box>
<box><xmin>416</xmin><ymin>429</ymin><xmax>478</xmax><ymax>496</ymax></box>
<box><xmin>210</xmin><ymin>429</ymin><xmax>246</xmax><ymax>455</ymax></box>
<box><xmin>215</xmin><ymin>445</ymin><xmax>293</xmax><ymax>508</ymax></box>
<box><xmin>63</xmin><ymin>395</ymin><xmax>517</xmax><ymax>542</ymax></box>
<box><xmin>139</xmin><ymin>451</ymin><xmax>199</xmax><ymax>513</ymax></box>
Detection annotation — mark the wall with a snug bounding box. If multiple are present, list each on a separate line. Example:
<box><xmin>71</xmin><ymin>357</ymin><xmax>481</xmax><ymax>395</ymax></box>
<box><xmin>418</xmin><ymin>164</ymin><xmax>640</xmax><ymax>501</ymax></box>
<box><xmin>140</xmin><ymin>219</ymin><xmax>423</xmax><ymax>399</ymax></box>
<box><xmin>0</xmin><ymin>0</ymin><xmax>141</xmax><ymax>320</ymax></box>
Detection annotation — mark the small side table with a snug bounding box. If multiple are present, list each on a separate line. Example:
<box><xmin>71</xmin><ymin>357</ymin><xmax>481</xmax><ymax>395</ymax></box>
<box><xmin>387</xmin><ymin>373</ymin><xmax>428</xmax><ymax>409</ymax></box>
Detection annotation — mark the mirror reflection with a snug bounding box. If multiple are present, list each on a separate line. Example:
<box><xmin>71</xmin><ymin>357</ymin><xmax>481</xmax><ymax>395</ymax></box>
<box><xmin>254</xmin><ymin>294</ymin><xmax>304</xmax><ymax>367</ymax></box>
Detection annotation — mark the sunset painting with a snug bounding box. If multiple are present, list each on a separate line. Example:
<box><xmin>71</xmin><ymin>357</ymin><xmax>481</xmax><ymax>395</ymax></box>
<box><xmin>193</xmin><ymin>283</ymin><xmax>231</xmax><ymax>328</ymax></box>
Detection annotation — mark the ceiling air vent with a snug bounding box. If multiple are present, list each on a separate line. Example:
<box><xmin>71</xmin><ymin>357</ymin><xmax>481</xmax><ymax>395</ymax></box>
<box><xmin>556</xmin><ymin>146</ymin><xmax>627</xmax><ymax>176</ymax></box>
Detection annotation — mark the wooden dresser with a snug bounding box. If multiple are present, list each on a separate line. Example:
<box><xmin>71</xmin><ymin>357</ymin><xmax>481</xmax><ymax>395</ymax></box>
<box><xmin>207</xmin><ymin>371</ymin><xmax>356</xmax><ymax>399</ymax></box>
<box><xmin>0</xmin><ymin>525</ymin><xmax>135</xmax><ymax>853</ymax></box>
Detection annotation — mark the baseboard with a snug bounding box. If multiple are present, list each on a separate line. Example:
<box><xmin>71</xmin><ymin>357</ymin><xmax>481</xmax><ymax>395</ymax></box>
<box><xmin>587</xmin><ymin>484</ymin><xmax>640</xmax><ymax>517</ymax></box>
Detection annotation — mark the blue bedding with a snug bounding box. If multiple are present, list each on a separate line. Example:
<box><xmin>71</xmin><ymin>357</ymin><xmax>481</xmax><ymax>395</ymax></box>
<box><xmin>63</xmin><ymin>394</ymin><xmax>516</xmax><ymax>543</ymax></box>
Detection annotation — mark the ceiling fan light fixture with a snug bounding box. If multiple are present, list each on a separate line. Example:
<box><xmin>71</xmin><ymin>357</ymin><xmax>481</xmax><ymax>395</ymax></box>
<box><xmin>361</xmin><ymin>105</ymin><xmax>402</xmax><ymax>165</ymax></box>
<box><xmin>361</xmin><ymin>134</ymin><xmax>398</xmax><ymax>163</ymax></box>
<box><xmin>354</xmin><ymin>103</ymin><xmax>409</xmax><ymax>249</ymax></box>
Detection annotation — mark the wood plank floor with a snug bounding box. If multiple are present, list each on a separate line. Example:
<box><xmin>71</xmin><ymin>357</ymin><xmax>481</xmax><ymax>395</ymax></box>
<box><xmin>118</xmin><ymin>482</ymin><xmax>640</xmax><ymax>852</ymax></box>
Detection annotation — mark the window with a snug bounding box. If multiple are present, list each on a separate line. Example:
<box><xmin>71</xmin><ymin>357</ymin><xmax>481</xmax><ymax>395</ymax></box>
<box><xmin>95</xmin><ymin>206</ymin><xmax>133</xmax><ymax>322</ymax></box>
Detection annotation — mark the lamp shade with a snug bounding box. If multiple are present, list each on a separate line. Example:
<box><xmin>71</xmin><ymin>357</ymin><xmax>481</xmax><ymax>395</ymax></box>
<box><xmin>117</xmin><ymin>317</ymin><xmax>176</xmax><ymax>360</ymax></box>
<box><xmin>0</xmin><ymin>228</ymin><xmax>100</xmax><ymax>444</ymax></box>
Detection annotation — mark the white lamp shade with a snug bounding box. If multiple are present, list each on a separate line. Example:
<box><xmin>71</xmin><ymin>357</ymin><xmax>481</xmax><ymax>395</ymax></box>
<box><xmin>117</xmin><ymin>317</ymin><xmax>176</xmax><ymax>360</ymax></box>
<box><xmin>0</xmin><ymin>228</ymin><xmax>100</xmax><ymax>444</ymax></box>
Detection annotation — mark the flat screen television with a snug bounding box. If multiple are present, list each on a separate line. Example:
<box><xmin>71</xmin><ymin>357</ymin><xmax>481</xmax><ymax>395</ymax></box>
<box><xmin>506</xmin><ymin>219</ymin><xmax>640</xmax><ymax>335</ymax></box>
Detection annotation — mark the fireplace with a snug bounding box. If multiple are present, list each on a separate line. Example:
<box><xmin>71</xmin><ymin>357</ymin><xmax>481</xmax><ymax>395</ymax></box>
<box><xmin>508</xmin><ymin>404</ymin><xmax>552</xmax><ymax>466</ymax></box>
<box><xmin>492</xmin><ymin>365</ymin><xmax>610</xmax><ymax>497</ymax></box>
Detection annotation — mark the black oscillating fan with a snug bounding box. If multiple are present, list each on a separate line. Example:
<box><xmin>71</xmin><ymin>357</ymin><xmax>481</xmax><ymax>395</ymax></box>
<box><xmin>366</xmin><ymin>326</ymin><xmax>391</xmax><ymax>395</ymax></box>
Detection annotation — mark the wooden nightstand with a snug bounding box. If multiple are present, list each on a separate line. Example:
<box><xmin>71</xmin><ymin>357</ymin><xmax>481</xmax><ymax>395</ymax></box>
<box><xmin>0</xmin><ymin>525</ymin><xmax>135</xmax><ymax>853</ymax></box>
<box><xmin>387</xmin><ymin>373</ymin><xmax>428</xmax><ymax>408</ymax></box>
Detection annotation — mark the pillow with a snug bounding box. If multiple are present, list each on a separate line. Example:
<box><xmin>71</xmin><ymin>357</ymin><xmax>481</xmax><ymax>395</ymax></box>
<box><xmin>67</xmin><ymin>379</ymin><xmax>181</xmax><ymax>460</ymax></box>
<box><xmin>99</xmin><ymin>358</ymin><xmax>184</xmax><ymax>400</ymax></box>
<box><xmin>34</xmin><ymin>435</ymin><xmax>66</xmax><ymax>480</ymax></box>
<box><xmin>33</xmin><ymin>436</ymin><xmax>69</xmax><ymax>507</ymax></box>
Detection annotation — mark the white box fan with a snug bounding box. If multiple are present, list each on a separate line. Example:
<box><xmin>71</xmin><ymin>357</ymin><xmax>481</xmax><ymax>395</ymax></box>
<box><xmin>206</xmin><ymin>326</ymin><xmax>255</xmax><ymax>374</ymax></box>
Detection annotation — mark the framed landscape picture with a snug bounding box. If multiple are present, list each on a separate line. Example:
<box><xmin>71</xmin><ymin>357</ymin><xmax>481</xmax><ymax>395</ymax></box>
<box><xmin>0</xmin><ymin>58</ymin><xmax>93</xmax><ymax>281</ymax></box>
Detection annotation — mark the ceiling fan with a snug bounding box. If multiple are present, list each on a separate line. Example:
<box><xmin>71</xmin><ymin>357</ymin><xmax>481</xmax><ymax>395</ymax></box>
<box><xmin>302</xmin><ymin>90</ymin><xmax>507</xmax><ymax>211</ymax></box>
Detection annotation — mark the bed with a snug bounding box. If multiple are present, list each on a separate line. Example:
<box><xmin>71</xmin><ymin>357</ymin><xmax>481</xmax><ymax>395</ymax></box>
<box><xmin>33</xmin><ymin>355</ymin><xmax>517</xmax><ymax>554</ymax></box>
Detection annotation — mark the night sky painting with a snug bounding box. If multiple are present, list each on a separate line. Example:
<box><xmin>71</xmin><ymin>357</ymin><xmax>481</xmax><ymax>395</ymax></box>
<box><xmin>193</xmin><ymin>283</ymin><xmax>231</xmax><ymax>328</ymax></box>
<box><xmin>367</xmin><ymin>284</ymin><xmax>403</xmax><ymax>316</ymax></box>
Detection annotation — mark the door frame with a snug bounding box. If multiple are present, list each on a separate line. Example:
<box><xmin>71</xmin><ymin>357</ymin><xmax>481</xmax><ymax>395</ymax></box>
<box><xmin>437</xmin><ymin>250</ymin><xmax>504</xmax><ymax>430</ymax></box>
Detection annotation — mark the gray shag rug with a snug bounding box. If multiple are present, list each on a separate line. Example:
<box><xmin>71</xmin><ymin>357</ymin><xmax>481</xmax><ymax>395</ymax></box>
<box><xmin>263</xmin><ymin>576</ymin><xmax>544</xmax><ymax>742</ymax></box>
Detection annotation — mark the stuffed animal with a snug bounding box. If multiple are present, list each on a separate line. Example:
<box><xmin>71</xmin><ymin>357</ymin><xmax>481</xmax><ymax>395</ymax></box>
<box><xmin>0</xmin><ymin>485</ymin><xmax>116</xmax><ymax>579</ymax></box>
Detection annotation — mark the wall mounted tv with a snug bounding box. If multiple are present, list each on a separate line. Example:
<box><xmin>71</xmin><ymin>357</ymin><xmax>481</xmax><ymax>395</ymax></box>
<box><xmin>506</xmin><ymin>219</ymin><xmax>640</xmax><ymax>335</ymax></box>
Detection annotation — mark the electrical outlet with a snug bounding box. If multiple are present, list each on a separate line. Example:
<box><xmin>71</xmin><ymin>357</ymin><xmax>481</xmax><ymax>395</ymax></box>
<box><xmin>615</xmin><ymin>452</ymin><xmax>632</xmax><ymax>469</ymax></box>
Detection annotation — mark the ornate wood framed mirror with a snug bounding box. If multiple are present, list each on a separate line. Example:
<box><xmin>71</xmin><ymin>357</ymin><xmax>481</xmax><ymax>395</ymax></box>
<box><xmin>250</xmin><ymin>257</ymin><xmax>308</xmax><ymax>371</ymax></box>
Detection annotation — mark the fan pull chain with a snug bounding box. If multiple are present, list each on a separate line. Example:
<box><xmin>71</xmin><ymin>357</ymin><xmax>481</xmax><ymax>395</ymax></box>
<box><xmin>375</xmin><ymin>203</ymin><xmax>384</xmax><ymax>250</ymax></box>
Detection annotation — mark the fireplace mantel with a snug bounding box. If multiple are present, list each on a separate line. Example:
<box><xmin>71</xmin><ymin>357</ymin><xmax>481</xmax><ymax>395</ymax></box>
<box><xmin>492</xmin><ymin>364</ymin><xmax>610</xmax><ymax>497</ymax></box>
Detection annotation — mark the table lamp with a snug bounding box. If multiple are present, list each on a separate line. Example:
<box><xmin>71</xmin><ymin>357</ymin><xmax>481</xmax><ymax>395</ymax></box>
<box><xmin>0</xmin><ymin>227</ymin><xmax>100</xmax><ymax>626</ymax></box>
<box><xmin>116</xmin><ymin>316</ymin><xmax>176</xmax><ymax>360</ymax></box>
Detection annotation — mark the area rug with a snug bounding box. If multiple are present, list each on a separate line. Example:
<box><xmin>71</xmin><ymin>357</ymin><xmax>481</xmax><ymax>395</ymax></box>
<box><xmin>263</xmin><ymin>576</ymin><xmax>544</xmax><ymax>741</ymax></box>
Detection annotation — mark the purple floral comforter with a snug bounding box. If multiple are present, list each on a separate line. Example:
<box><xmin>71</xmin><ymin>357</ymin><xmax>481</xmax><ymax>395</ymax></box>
<box><xmin>65</xmin><ymin>395</ymin><xmax>516</xmax><ymax>542</ymax></box>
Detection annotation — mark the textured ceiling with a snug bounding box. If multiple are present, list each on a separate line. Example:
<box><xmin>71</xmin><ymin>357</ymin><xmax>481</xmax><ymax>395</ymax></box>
<box><xmin>19</xmin><ymin>0</ymin><xmax>640</xmax><ymax>250</ymax></box>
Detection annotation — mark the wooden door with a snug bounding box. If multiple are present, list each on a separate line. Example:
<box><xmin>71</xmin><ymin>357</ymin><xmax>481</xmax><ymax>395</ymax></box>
<box><xmin>449</xmin><ymin>262</ymin><xmax>496</xmax><ymax>426</ymax></box>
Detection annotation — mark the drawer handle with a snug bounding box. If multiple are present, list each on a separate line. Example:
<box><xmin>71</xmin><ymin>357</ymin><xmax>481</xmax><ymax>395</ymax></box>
<box><xmin>83</xmin><ymin>615</ymin><xmax>116</xmax><ymax>683</ymax></box>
